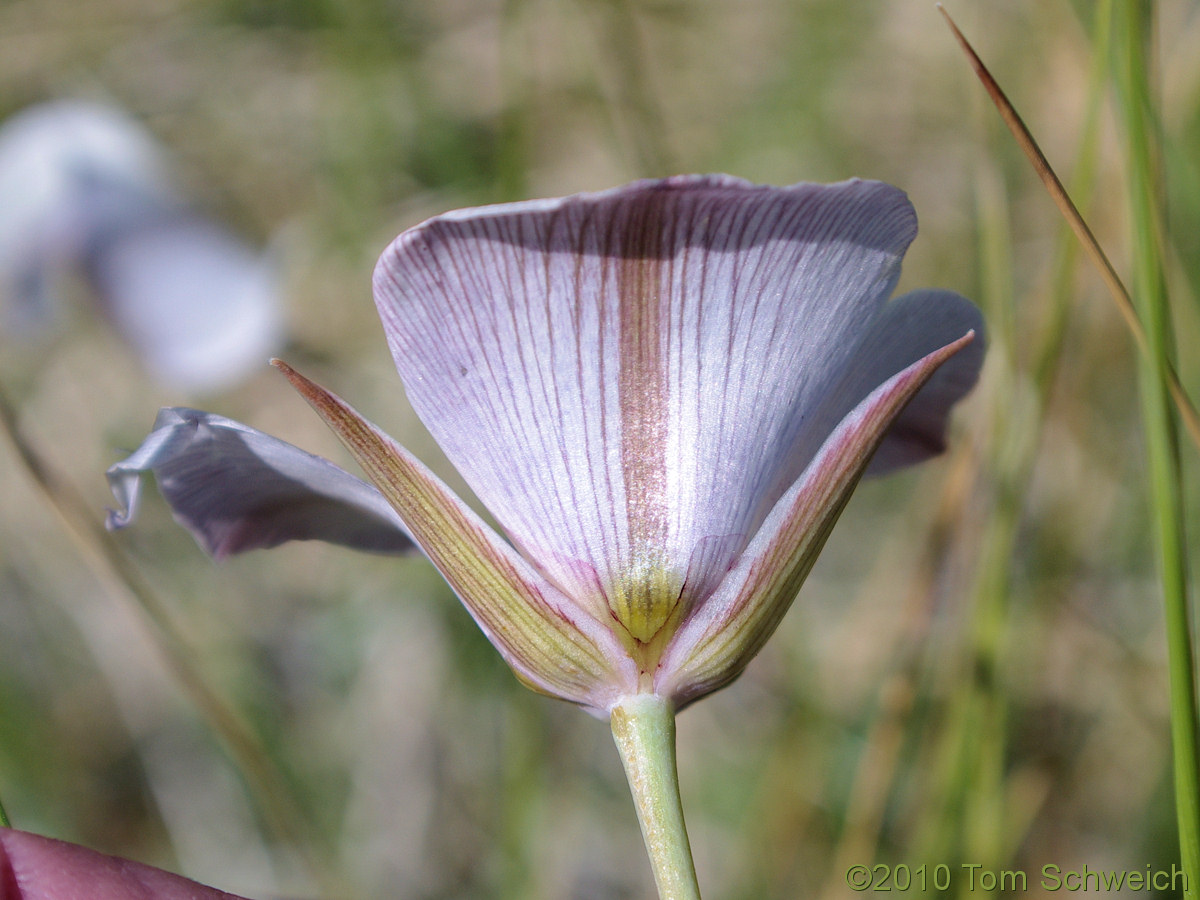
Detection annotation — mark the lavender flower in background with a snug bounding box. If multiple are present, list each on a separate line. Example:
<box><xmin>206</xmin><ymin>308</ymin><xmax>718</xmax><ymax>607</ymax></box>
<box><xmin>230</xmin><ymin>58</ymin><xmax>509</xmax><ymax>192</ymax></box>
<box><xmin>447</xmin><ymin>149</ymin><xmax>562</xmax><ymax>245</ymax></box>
<box><xmin>0</xmin><ymin>100</ymin><xmax>282</xmax><ymax>394</ymax></box>
<box><xmin>0</xmin><ymin>828</ymin><xmax>253</xmax><ymax>900</ymax></box>
<box><xmin>108</xmin><ymin>175</ymin><xmax>983</xmax><ymax>898</ymax></box>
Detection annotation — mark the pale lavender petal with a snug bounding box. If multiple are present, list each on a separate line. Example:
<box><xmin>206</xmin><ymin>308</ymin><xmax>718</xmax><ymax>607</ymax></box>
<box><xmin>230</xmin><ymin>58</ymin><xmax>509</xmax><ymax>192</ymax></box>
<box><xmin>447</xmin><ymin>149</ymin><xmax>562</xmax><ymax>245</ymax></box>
<box><xmin>865</xmin><ymin>290</ymin><xmax>986</xmax><ymax>474</ymax></box>
<box><xmin>273</xmin><ymin>360</ymin><xmax>638</xmax><ymax>710</ymax></box>
<box><xmin>373</xmin><ymin>175</ymin><xmax>921</xmax><ymax>635</ymax></box>
<box><xmin>106</xmin><ymin>408</ymin><xmax>413</xmax><ymax>560</ymax></box>
<box><xmin>0</xmin><ymin>828</ymin><xmax>252</xmax><ymax>899</ymax></box>
<box><xmin>784</xmin><ymin>288</ymin><xmax>986</xmax><ymax>483</ymax></box>
<box><xmin>658</xmin><ymin>332</ymin><xmax>976</xmax><ymax>707</ymax></box>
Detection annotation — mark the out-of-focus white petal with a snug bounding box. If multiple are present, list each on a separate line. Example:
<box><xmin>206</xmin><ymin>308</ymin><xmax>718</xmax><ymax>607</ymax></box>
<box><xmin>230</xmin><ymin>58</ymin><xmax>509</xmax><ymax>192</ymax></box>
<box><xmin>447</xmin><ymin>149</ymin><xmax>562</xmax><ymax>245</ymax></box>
<box><xmin>0</xmin><ymin>100</ymin><xmax>283</xmax><ymax>392</ymax></box>
<box><xmin>106</xmin><ymin>408</ymin><xmax>413</xmax><ymax>559</ymax></box>
<box><xmin>86</xmin><ymin>214</ymin><xmax>283</xmax><ymax>393</ymax></box>
<box><xmin>374</xmin><ymin>175</ymin><xmax>925</xmax><ymax>641</ymax></box>
<box><xmin>0</xmin><ymin>100</ymin><xmax>171</xmax><ymax>331</ymax></box>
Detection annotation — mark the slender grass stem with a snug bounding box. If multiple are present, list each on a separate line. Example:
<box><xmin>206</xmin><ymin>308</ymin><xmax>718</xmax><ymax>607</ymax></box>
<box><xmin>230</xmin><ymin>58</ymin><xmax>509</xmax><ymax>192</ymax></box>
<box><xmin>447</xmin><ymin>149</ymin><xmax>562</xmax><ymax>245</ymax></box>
<box><xmin>610</xmin><ymin>694</ymin><xmax>701</xmax><ymax>900</ymax></box>
<box><xmin>1112</xmin><ymin>6</ymin><xmax>1200</xmax><ymax>894</ymax></box>
<box><xmin>497</xmin><ymin>0</ymin><xmax>531</xmax><ymax>202</ymax></box>
<box><xmin>940</xmin><ymin>5</ymin><xmax>1111</xmax><ymax>868</ymax></box>
<box><xmin>583</xmin><ymin>0</ymin><xmax>676</xmax><ymax>175</ymax></box>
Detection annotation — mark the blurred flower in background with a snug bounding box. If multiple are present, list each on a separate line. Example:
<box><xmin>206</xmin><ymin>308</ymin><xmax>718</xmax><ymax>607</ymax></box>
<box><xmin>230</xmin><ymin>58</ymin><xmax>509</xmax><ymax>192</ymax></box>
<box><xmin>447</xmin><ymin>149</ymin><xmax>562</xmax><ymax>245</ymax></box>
<box><xmin>0</xmin><ymin>100</ymin><xmax>282</xmax><ymax>394</ymax></box>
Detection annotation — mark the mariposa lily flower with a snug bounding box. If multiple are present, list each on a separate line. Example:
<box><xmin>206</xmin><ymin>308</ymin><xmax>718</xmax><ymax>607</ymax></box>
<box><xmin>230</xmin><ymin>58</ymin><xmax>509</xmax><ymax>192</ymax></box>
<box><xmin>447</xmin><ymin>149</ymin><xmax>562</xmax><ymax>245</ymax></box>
<box><xmin>0</xmin><ymin>827</ymin><xmax>252</xmax><ymax>900</ymax></box>
<box><xmin>112</xmin><ymin>174</ymin><xmax>981</xmax><ymax>712</ymax></box>
<box><xmin>109</xmin><ymin>174</ymin><xmax>983</xmax><ymax>899</ymax></box>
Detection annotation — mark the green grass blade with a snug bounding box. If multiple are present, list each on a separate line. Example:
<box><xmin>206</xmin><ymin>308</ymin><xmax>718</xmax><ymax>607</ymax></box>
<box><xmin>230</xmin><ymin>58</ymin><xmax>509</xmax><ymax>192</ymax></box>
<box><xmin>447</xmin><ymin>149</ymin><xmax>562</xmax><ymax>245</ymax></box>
<box><xmin>1112</xmin><ymin>4</ymin><xmax>1200</xmax><ymax>892</ymax></box>
<box><xmin>940</xmin><ymin>3</ymin><xmax>1199</xmax><ymax>886</ymax></box>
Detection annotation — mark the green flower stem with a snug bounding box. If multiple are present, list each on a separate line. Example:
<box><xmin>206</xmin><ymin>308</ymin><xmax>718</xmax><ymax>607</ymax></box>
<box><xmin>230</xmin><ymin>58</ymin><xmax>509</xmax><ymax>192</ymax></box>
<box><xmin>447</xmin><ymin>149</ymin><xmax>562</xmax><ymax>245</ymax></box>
<box><xmin>610</xmin><ymin>694</ymin><xmax>702</xmax><ymax>900</ymax></box>
<box><xmin>0</xmin><ymin>794</ymin><xmax>10</xmax><ymax>828</ymax></box>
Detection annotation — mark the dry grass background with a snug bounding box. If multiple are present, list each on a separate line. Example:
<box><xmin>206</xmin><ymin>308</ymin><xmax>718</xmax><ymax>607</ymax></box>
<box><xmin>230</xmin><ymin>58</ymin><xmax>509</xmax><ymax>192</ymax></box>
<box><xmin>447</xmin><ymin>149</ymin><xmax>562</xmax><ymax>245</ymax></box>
<box><xmin>1</xmin><ymin>1</ymin><xmax>1199</xmax><ymax>897</ymax></box>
